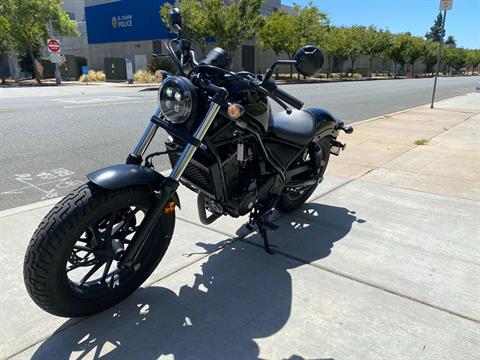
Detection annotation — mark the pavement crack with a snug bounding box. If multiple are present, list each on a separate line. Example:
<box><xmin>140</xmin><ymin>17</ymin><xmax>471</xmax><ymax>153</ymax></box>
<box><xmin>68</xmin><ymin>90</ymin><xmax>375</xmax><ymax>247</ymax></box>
<box><xmin>240</xmin><ymin>237</ymin><xmax>480</xmax><ymax>325</ymax></box>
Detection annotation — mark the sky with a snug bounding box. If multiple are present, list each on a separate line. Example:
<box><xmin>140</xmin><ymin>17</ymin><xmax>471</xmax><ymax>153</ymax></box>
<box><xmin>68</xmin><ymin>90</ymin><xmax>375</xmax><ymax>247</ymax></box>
<box><xmin>283</xmin><ymin>0</ymin><xmax>479</xmax><ymax>49</ymax></box>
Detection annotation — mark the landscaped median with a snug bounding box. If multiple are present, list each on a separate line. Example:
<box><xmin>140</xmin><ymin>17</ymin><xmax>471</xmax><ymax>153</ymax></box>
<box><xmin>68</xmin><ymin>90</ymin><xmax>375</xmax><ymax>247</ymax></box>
<box><xmin>1</xmin><ymin>93</ymin><xmax>479</xmax><ymax>359</ymax></box>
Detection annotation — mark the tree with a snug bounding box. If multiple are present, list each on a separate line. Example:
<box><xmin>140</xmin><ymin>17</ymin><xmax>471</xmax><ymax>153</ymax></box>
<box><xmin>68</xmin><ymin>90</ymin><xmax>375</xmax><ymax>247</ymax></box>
<box><xmin>420</xmin><ymin>40</ymin><xmax>438</xmax><ymax>74</ymax></box>
<box><xmin>0</xmin><ymin>0</ymin><xmax>78</xmax><ymax>83</ymax></box>
<box><xmin>202</xmin><ymin>0</ymin><xmax>264</xmax><ymax>58</ymax></box>
<box><xmin>359</xmin><ymin>26</ymin><xmax>391</xmax><ymax>79</ymax></box>
<box><xmin>343</xmin><ymin>26</ymin><xmax>364</xmax><ymax>77</ymax></box>
<box><xmin>321</xmin><ymin>27</ymin><xmax>349</xmax><ymax>78</ymax></box>
<box><xmin>258</xmin><ymin>10</ymin><xmax>297</xmax><ymax>61</ymax></box>
<box><xmin>425</xmin><ymin>13</ymin><xmax>445</xmax><ymax>42</ymax></box>
<box><xmin>443</xmin><ymin>47</ymin><xmax>467</xmax><ymax>74</ymax></box>
<box><xmin>466</xmin><ymin>49</ymin><xmax>480</xmax><ymax>75</ymax></box>
<box><xmin>258</xmin><ymin>2</ymin><xmax>328</xmax><ymax>78</ymax></box>
<box><xmin>384</xmin><ymin>33</ymin><xmax>410</xmax><ymax>78</ymax></box>
<box><xmin>445</xmin><ymin>35</ymin><xmax>456</xmax><ymax>48</ymax></box>
<box><xmin>160</xmin><ymin>0</ymin><xmax>210</xmax><ymax>57</ymax></box>
<box><xmin>405</xmin><ymin>36</ymin><xmax>425</xmax><ymax>75</ymax></box>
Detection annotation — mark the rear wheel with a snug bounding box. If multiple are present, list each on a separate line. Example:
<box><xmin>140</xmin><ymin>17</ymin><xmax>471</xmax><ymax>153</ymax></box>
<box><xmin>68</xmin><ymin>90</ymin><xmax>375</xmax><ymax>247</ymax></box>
<box><xmin>23</xmin><ymin>182</ymin><xmax>175</xmax><ymax>318</ymax></box>
<box><xmin>276</xmin><ymin>137</ymin><xmax>331</xmax><ymax>213</ymax></box>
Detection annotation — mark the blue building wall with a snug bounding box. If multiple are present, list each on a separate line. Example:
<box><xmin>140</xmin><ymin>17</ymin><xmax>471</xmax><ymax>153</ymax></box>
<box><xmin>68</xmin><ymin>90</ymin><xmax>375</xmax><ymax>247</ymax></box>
<box><xmin>85</xmin><ymin>0</ymin><xmax>174</xmax><ymax>44</ymax></box>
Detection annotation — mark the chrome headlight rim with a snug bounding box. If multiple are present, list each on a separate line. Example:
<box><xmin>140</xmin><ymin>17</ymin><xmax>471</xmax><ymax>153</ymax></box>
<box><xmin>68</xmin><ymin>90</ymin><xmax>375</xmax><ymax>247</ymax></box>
<box><xmin>158</xmin><ymin>76</ymin><xmax>198</xmax><ymax>124</ymax></box>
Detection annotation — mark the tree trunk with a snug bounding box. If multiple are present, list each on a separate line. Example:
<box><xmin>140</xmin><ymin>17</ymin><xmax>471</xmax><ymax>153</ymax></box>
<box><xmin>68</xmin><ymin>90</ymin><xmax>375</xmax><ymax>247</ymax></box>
<box><xmin>394</xmin><ymin>62</ymin><xmax>397</xmax><ymax>79</ymax></box>
<box><xmin>411</xmin><ymin>62</ymin><xmax>415</xmax><ymax>77</ymax></box>
<box><xmin>369</xmin><ymin>58</ymin><xmax>373</xmax><ymax>79</ymax></box>
<box><xmin>327</xmin><ymin>56</ymin><xmax>332</xmax><ymax>79</ymax></box>
<box><xmin>29</xmin><ymin>51</ymin><xmax>41</xmax><ymax>84</ymax></box>
<box><xmin>351</xmin><ymin>58</ymin><xmax>355</xmax><ymax>78</ymax></box>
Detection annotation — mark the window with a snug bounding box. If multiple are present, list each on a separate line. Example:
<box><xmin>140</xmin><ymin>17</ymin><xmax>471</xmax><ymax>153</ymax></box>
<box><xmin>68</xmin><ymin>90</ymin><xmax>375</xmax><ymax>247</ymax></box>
<box><xmin>67</xmin><ymin>12</ymin><xmax>75</xmax><ymax>21</ymax></box>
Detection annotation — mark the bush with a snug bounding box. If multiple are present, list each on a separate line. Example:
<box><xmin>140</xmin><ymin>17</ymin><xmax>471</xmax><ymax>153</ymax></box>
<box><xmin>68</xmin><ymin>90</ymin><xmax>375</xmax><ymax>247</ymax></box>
<box><xmin>95</xmin><ymin>71</ymin><xmax>106</xmax><ymax>81</ymax></box>
<box><xmin>147</xmin><ymin>57</ymin><xmax>176</xmax><ymax>74</ymax></box>
<box><xmin>134</xmin><ymin>70</ymin><xmax>156</xmax><ymax>83</ymax></box>
<box><xmin>79</xmin><ymin>70</ymin><xmax>106</xmax><ymax>82</ymax></box>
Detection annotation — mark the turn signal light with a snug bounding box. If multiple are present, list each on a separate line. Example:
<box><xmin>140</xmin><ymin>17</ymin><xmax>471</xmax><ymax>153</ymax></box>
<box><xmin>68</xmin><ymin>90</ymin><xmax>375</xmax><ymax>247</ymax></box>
<box><xmin>227</xmin><ymin>103</ymin><xmax>245</xmax><ymax>120</ymax></box>
<box><xmin>164</xmin><ymin>201</ymin><xmax>176</xmax><ymax>214</ymax></box>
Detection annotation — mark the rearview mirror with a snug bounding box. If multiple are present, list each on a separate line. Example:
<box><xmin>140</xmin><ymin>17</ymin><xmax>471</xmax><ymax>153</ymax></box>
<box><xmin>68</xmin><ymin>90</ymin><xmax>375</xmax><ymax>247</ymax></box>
<box><xmin>294</xmin><ymin>45</ymin><xmax>325</xmax><ymax>77</ymax></box>
<box><xmin>168</xmin><ymin>8</ymin><xmax>182</xmax><ymax>33</ymax></box>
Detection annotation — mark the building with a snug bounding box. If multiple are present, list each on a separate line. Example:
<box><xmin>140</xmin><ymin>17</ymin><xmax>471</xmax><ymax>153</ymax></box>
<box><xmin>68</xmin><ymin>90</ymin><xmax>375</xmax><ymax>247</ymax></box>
<box><xmin>47</xmin><ymin>0</ymin><xmax>89</xmax><ymax>60</ymax></box>
<box><xmin>84</xmin><ymin>0</ymin><xmax>290</xmax><ymax>74</ymax></box>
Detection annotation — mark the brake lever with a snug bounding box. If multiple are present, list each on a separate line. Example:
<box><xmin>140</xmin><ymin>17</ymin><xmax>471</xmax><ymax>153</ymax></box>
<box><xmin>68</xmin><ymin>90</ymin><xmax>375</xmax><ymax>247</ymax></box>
<box><xmin>255</xmin><ymin>84</ymin><xmax>292</xmax><ymax>114</ymax></box>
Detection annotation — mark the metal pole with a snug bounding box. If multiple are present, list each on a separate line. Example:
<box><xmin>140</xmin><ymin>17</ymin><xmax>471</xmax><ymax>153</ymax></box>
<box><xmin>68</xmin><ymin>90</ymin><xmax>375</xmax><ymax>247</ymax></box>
<box><xmin>430</xmin><ymin>10</ymin><xmax>447</xmax><ymax>108</ymax></box>
<box><xmin>48</xmin><ymin>21</ymin><xmax>62</xmax><ymax>85</ymax></box>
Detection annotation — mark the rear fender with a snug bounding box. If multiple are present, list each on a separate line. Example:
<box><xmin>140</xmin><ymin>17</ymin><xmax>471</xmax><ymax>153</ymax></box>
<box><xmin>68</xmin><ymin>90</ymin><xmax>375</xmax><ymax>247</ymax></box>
<box><xmin>87</xmin><ymin>164</ymin><xmax>181</xmax><ymax>208</ymax></box>
<box><xmin>305</xmin><ymin>108</ymin><xmax>342</xmax><ymax>140</ymax></box>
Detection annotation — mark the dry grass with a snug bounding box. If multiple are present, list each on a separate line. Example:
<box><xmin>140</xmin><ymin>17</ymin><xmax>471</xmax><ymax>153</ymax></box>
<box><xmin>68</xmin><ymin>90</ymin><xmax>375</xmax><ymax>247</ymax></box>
<box><xmin>134</xmin><ymin>70</ymin><xmax>156</xmax><ymax>83</ymax></box>
<box><xmin>79</xmin><ymin>70</ymin><xmax>106</xmax><ymax>82</ymax></box>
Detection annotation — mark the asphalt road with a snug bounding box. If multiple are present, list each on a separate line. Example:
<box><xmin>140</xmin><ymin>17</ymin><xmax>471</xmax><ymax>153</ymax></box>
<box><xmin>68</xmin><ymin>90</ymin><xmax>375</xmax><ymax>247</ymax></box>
<box><xmin>0</xmin><ymin>76</ymin><xmax>477</xmax><ymax>210</ymax></box>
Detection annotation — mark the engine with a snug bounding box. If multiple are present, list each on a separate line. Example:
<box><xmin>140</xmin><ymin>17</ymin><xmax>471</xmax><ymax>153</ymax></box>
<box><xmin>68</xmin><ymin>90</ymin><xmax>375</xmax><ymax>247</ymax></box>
<box><xmin>165</xmin><ymin>117</ymin><xmax>262</xmax><ymax>218</ymax></box>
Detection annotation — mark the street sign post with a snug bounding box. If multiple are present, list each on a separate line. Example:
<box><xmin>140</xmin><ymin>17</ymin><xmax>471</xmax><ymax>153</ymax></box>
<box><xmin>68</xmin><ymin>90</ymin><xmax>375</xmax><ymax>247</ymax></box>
<box><xmin>47</xmin><ymin>33</ymin><xmax>62</xmax><ymax>85</ymax></box>
<box><xmin>431</xmin><ymin>0</ymin><xmax>453</xmax><ymax>108</ymax></box>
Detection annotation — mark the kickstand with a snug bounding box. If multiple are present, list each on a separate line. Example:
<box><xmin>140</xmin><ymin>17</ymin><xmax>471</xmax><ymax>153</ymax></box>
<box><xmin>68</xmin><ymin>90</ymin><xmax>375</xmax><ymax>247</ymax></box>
<box><xmin>258</xmin><ymin>224</ymin><xmax>277</xmax><ymax>255</ymax></box>
<box><xmin>248</xmin><ymin>208</ymin><xmax>279</xmax><ymax>255</ymax></box>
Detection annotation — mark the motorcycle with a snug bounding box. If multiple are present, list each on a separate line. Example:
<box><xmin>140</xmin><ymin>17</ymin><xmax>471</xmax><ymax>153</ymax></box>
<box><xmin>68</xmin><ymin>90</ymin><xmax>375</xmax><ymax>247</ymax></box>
<box><xmin>23</xmin><ymin>8</ymin><xmax>352</xmax><ymax>317</ymax></box>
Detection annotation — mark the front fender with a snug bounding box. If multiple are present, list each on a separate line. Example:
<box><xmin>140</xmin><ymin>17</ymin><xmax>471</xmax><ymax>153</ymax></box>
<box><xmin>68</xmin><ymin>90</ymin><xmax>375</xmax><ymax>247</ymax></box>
<box><xmin>87</xmin><ymin>164</ymin><xmax>181</xmax><ymax>208</ymax></box>
<box><xmin>305</xmin><ymin>108</ymin><xmax>342</xmax><ymax>139</ymax></box>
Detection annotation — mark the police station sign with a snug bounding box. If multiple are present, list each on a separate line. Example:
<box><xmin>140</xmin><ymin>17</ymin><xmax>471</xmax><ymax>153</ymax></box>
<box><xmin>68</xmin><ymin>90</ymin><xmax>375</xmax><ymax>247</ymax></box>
<box><xmin>112</xmin><ymin>14</ymin><xmax>133</xmax><ymax>29</ymax></box>
<box><xmin>85</xmin><ymin>0</ymin><xmax>173</xmax><ymax>44</ymax></box>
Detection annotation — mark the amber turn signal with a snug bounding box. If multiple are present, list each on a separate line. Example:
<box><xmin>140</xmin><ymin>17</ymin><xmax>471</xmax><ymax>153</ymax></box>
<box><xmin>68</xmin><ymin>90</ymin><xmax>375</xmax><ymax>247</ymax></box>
<box><xmin>164</xmin><ymin>201</ymin><xmax>176</xmax><ymax>214</ymax></box>
<box><xmin>227</xmin><ymin>103</ymin><xmax>245</xmax><ymax>120</ymax></box>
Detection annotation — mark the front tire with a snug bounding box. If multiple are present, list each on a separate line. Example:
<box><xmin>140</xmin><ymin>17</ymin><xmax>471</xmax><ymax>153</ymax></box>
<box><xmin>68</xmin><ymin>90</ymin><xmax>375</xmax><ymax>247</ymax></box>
<box><xmin>23</xmin><ymin>182</ymin><xmax>175</xmax><ymax>318</ymax></box>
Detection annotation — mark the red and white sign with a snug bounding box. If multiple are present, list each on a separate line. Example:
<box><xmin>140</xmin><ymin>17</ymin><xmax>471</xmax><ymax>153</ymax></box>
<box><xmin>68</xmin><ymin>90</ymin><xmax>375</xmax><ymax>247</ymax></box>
<box><xmin>439</xmin><ymin>0</ymin><xmax>453</xmax><ymax>11</ymax></box>
<box><xmin>47</xmin><ymin>39</ymin><xmax>61</xmax><ymax>53</ymax></box>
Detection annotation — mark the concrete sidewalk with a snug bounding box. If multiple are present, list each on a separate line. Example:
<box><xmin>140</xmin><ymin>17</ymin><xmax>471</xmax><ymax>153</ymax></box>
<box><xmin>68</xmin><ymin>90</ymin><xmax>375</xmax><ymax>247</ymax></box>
<box><xmin>1</xmin><ymin>93</ymin><xmax>479</xmax><ymax>359</ymax></box>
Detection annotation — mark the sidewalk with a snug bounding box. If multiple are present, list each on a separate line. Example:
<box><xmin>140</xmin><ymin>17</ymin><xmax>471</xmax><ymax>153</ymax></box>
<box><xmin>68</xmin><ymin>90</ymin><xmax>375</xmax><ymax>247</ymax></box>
<box><xmin>1</xmin><ymin>93</ymin><xmax>479</xmax><ymax>359</ymax></box>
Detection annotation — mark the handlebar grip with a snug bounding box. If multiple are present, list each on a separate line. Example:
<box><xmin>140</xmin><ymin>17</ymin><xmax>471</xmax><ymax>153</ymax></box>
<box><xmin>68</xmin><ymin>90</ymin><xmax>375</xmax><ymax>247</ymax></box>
<box><xmin>272</xmin><ymin>87</ymin><xmax>304</xmax><ymax>110</ymax></box>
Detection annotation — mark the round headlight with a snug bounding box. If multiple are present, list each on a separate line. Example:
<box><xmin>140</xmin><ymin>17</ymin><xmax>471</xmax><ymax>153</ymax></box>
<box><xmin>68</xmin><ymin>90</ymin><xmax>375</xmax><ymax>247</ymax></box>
<box><xmin>158</xmin><ymin>76</ymin><xmax>197</xmax><ymax>124</ymax></box>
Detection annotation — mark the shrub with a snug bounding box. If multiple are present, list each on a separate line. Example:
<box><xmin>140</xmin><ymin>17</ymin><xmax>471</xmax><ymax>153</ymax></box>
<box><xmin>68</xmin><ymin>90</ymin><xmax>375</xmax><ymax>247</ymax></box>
<box><xmin>79</xmin><ymin>70</ymin><xmax>106</xmax><ymax>82</ymax></box>
<box><xmin>147</xmin><ymin>57</ymin><xmax>176</xmax><ymax>74</ymax></box>
<box><xmin>134</xmin><ymin>70</ymin><xmax>156</xmax><ymax>83</ymax></box>
<box><xmin>95</xmin><ymin>71</ymin><xmax>106</xmax><ymax>81</ymax></box>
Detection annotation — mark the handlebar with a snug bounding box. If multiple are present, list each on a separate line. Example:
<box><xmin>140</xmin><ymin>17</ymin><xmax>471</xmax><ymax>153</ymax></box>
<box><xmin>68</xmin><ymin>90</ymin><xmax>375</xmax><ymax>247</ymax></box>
<box><xmin>271</xmin><ymin>87</ymin><xmax>304</xmax><ymax>110</ymax></box>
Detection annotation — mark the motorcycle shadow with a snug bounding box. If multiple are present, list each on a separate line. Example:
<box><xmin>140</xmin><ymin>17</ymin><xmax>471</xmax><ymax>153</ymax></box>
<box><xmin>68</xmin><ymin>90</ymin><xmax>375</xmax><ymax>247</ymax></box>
<box><xmin>32</xmin><ymin>203</ymin><xmax>363</xmax><ymax>360</ymax></box>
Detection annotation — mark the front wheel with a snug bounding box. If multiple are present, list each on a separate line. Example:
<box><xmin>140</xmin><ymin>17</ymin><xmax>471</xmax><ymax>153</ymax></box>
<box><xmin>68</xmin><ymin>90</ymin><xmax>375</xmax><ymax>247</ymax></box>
<box><xmin>23</xmin><ymin>182</ymin><xmax>175</xmax><ymax>318</ymax></box>
<box><xmin>276</xmin><ymin>137</ymin><xmax>331</xmax><ymax>213</ymax></box>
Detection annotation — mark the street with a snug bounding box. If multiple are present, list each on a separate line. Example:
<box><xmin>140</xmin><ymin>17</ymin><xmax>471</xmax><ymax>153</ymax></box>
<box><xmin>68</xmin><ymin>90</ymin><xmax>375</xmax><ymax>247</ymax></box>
<box><xmin>0</xmin><ymin>76</ymin><xmax>477</xmax><ymax>210</ymax></box>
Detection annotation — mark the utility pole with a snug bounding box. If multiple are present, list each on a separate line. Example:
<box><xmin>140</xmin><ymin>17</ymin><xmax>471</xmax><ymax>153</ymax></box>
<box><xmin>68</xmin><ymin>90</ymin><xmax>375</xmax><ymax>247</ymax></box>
<box><xmin>48</xmin><ymin>20</ymin><xmax>62</xmax><ymax>85</ymax></box>
<box><xmin>431</xmin><ymin>0</ymin><xmax>453</xmax><ymax>108</ymax></box>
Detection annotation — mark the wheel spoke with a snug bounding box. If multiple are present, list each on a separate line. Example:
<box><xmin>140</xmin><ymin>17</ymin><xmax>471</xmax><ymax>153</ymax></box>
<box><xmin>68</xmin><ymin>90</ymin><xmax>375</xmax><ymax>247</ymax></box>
<box><xmin>78</xmin><ymin>262</ymin><xmax>104</xmax><ymax>286</ymax></box>
<box><xmin>104</xmin><ymin>212</ymin><xmax>118</xmax><ymax>240</ymax></box>
<box><xmin>73</xmin><ymin>244</ymin><xmax>94</xmax><ymax>252</ymax></box>
<box><xmin>101</xmin><ymin>260</ymin><xmax>113</xmax><ymax>283</ymax></box>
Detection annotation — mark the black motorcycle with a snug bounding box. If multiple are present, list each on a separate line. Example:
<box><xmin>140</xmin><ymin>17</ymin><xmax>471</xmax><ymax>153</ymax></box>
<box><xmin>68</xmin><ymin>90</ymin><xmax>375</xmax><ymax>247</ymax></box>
<box><xmin>23</xmin><ymin>9</ymin><xmax>352</xmax><ymax>317</ymax></box>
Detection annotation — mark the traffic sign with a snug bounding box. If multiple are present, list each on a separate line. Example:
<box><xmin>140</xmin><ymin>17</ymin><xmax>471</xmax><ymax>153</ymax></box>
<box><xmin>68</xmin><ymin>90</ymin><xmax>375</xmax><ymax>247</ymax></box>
<box><xmin>439</xmin><ymin>0</ymin><xmax>453</xmax><ymax>11</ymax></box>
<box><xmin>50</xmin><ymin>53</ymin><xmax>62</xmax><ymax>64</ymax></box>
<box><xmin>47</xmin><ymin>39</ymin><xmax>61</xmax><ymax>53</ymax></box>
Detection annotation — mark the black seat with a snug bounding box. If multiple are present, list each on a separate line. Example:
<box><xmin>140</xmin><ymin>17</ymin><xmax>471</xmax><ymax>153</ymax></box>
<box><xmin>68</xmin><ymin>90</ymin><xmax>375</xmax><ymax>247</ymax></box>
<box><xmin>270</xmin><ymin>109</ymin><xmax>316</xmax><ymax>145</ymax></box>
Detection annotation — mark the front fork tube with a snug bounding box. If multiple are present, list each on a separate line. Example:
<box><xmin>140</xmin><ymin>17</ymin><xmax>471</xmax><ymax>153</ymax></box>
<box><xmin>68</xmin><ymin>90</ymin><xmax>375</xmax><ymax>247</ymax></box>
<box><xmin>119</xmin><ymin>102</ymin><xmax>221</xmax><ymax>268</ymax></box>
